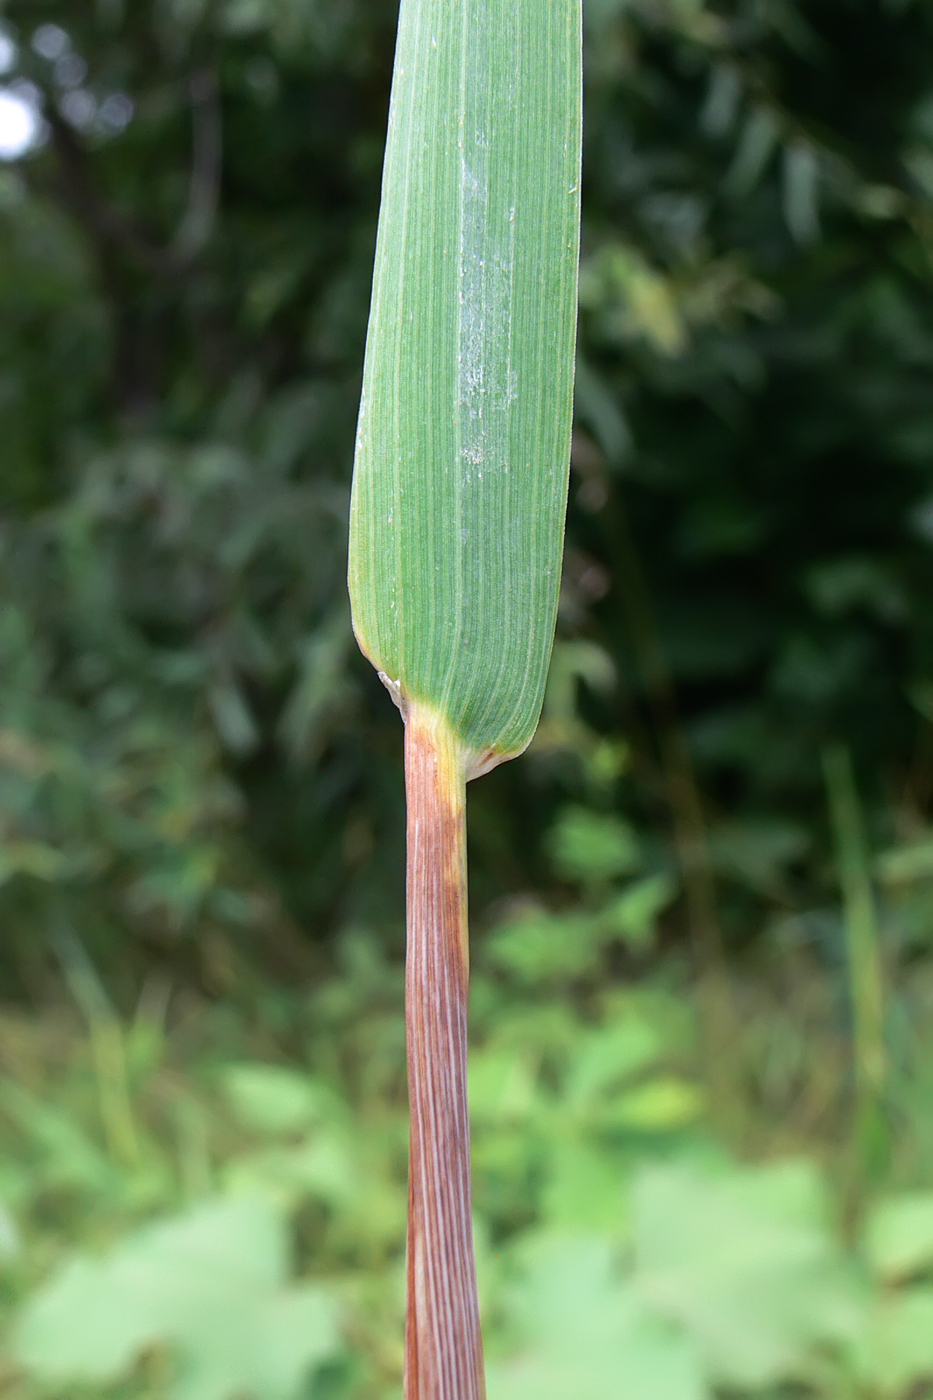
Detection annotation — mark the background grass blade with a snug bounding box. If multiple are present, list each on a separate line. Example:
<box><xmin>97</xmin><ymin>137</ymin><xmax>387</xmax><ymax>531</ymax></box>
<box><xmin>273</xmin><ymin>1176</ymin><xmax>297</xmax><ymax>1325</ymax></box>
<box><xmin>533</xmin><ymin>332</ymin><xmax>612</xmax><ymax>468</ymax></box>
<box><xmin>823</xmin><ymin>744</ymin><xmax>888</xmax><ymax>1181</ymax></box>
<box><xmin>349</xmin><ymin>0</ymin><xmax>583</xmax><ymax>768</ymax></box>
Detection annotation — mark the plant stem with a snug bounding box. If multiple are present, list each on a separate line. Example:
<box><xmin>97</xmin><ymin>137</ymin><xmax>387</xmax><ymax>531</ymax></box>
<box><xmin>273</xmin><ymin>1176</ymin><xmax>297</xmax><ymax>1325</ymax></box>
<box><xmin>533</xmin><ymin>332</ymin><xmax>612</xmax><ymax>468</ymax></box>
<box><xmin>404</xmin><ymin>703</ymin><xmax>485</xmax><ymax>1400</ymax></box>
<box><xmin>822</xmin><ymin>743</ymin><xmax>887</xmax><ymax>1180</ymax></box>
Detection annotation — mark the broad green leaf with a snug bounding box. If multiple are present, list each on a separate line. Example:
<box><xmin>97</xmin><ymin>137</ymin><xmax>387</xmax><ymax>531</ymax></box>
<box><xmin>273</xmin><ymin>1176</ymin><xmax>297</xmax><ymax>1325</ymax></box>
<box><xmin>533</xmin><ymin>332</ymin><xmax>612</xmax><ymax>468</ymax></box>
<box><xmin>13</xmin><ymin>1194</ymin><xmax>342</xmax><ymax>1400</ymax></box>
<box><xmin>603</xmin><ymin>873</ymin><xmax>677</xmax><ymax>951</ymax></box>
<box><xmin>221</xmin><ymin>1062</ymin><xmax>335</xmax><ymax>1136</ymax></box>
<box><xmin>485</xmin><ymin>907</ymin><xmax>604</xmax><ymax>982</ymax></box>
<box><xmin>852</xmin><ymin>1285</ymin><xmax>933</xmax><ymax>1395</ymax></box>
<box><xmin>349</xmin><ymin>0</ymin><xmax>582</xmax><ymax>766</ymax></box>
<box><xmin>486</xmin><ymin>1235</ymin><xmax>707</xmax><ymax>1400</ymax></box>
<box><xmin>863</xmin><ymin>1190</ymin><xmax>933</xmax><ymax>1281</ymax></box>
<box><xmin>540</xmin><ymin>1140</ymin><xmax>630</xmax><ymax>1230</ymax></box>
<box><xmin>468</xmin><ymin>1046</ymin><xmax>540</xmax><ymax>1127</ymax></box>
<box><xmin>564</xmin><ymin>1018</ymin><xmax>664</xmax><ymax>1106</ymax></box>
<box><xmin>548</xmin><ymin>806</ymin><xmax>642</xmax><ymax>884</ymax></box>
<box><xmin>602</xmin><ymin>1078</ymin><xmax>703</xmax><ymax>1132</ymax></box>
<box><xmin>633</xmin><ymin>1160</ymin><xmax>862</xmax><ymax>1389</ymax></box>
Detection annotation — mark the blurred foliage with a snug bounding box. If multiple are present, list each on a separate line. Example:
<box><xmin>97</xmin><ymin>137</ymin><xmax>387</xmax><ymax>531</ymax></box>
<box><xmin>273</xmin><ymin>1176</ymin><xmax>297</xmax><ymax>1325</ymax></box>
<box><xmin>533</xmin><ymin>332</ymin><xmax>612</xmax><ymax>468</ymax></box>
<box><xmin>4</xmin><ymin>0</ymin><xmax>933</xmax><ymax>1394</ymax></box>
<box><xmin>3</xmin><ymin>893</ymin><xmax>933</xmax><ymax>1399</ymax></box>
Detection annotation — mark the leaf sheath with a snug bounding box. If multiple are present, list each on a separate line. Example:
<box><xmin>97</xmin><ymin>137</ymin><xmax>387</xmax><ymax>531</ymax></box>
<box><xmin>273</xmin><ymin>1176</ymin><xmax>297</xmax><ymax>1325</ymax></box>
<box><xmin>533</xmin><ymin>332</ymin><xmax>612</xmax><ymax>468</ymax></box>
<box><xmin>404</xmin><ymin>704</ymin><xmax>484</xmax><ymax>1400</ymax></box>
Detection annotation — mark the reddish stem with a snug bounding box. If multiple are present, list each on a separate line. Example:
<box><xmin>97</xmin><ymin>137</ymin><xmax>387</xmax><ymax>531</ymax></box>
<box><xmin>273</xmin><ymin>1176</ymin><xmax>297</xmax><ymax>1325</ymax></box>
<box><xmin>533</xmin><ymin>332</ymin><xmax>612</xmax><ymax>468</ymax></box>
<box><xmin>404</xmin><ymin>705</ymin><xmax>485</xmax><ymax>1400</ymax></box>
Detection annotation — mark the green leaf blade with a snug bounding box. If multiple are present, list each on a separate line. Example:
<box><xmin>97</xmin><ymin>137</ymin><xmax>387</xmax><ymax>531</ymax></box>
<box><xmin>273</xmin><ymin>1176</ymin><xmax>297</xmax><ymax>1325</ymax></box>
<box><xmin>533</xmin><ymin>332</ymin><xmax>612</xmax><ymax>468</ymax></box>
<box><xmin>349</xmin><ymin>0</ymin><xmax>582</xmax><ymax>765</ymax></box>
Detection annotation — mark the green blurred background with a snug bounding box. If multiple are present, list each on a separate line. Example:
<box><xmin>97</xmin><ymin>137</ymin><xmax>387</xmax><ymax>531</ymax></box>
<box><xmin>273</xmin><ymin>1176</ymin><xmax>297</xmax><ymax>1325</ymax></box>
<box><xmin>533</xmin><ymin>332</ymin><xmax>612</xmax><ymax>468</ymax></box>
<box><xmin>3</xmin><ymin>0</ymin><xmax>933</xmax><ymax>1395</ymax></box>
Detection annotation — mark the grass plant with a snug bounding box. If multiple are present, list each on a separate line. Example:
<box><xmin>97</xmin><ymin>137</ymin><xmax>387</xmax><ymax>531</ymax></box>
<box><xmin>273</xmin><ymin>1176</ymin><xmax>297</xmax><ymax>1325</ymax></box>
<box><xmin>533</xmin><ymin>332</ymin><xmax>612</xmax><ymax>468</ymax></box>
<box><xmin>348</xmin><ymin>1</ymin><xmax>582</xmax><ymax>1393</ymax></box>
